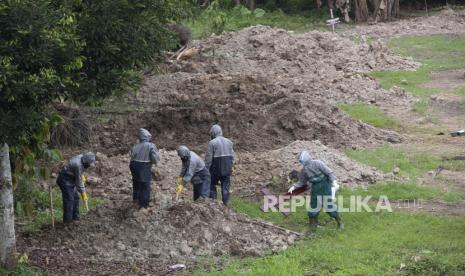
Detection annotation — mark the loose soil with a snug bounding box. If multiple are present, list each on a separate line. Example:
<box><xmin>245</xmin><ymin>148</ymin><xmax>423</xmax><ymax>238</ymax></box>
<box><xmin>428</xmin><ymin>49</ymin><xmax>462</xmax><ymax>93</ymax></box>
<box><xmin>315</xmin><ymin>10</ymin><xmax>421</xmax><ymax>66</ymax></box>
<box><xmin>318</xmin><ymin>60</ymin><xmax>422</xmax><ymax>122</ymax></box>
<box><xmin>18</xmin><ymin>8</ymin><xmax>465</xmax><ymax>276</ymax></box>
<box><xmin>92</xmin><ymin>25</ymin><xmax>418</xmax><ymax>156</ymax></box>
<box><xmin>19</xmin><ymin>201</ymin><xmax>299</xmax><ymax>275</ymax></box>
<box><xmin>342</xmin><ymin>7</ymin><xmax>465</xmax><ymax>39</ymax></box>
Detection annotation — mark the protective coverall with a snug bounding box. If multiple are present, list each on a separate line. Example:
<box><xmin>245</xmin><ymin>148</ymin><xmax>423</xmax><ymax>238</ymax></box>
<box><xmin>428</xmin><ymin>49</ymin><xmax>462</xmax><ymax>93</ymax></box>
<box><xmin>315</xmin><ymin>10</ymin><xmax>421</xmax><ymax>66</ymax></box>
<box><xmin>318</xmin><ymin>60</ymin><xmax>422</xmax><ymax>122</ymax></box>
<box><xmin>56</xmin><ymin>152</ymin><xmax>95</xmax><ymax>223</ymax></box>
<box><xmin>291</xmin><ymin>150</ymin><xmax>344</xmax><ymax>228</ymax></box>
<box><xmin>129</xmin><ymin>128</ymin><xmax>160</xmax><ymax>209</ymax></box>
<box><xmin>177</xmin><ymin>146</ymin><xmax>210</xmax><ymax>200</ymax></box>
<box><xmin>204</xmin><ymin>124</ymin><xmax>235</xmax><ymax>205</ymax></box>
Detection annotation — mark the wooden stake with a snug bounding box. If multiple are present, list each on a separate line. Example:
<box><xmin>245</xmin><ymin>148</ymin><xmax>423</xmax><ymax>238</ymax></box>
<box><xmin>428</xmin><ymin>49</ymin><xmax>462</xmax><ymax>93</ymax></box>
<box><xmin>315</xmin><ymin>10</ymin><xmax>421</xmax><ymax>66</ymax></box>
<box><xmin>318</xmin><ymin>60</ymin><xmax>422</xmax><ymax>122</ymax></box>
<box><xmin>49</xmin><ymin>184</ymin><xmax>54</xmax><ymax>230</ymax></box>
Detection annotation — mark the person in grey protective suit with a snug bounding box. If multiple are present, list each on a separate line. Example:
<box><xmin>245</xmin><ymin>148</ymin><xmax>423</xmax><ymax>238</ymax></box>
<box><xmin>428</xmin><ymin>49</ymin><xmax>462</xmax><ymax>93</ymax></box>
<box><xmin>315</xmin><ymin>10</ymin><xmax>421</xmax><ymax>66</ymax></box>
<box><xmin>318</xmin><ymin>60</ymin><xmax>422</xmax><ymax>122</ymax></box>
<box><xmin>288</xmin><ymin>150</ymin><xmax>344</xmax><ymax>229</ymax></box>
<box><xmin>204</xmin><ymin>124</ymin><xmax>235</xmax><ymax>205</ymax></box>
<box><xmin>129</xmin><ymin>128</ymin><xmax>160</xmax><ymax>212</ymax></box>
<box><xmin>176</xmin><ymin>145</ymin><xmax>210</xmax><ymax>200</ymax></box>
<box><xmin>56</xmin><ymin>152</ymin><xmax>96</xmax><ymax>223</ymax></box>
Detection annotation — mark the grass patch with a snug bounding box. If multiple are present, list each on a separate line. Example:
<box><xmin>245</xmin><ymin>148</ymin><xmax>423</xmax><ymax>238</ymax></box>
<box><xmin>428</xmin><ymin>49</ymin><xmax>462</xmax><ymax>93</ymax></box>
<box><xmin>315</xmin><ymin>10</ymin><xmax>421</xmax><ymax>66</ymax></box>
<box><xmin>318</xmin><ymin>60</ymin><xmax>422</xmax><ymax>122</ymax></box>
<box><xmin>338</xmin><ymin>102</ymin><xmax>401</xmax><ymax>130</ymax></box>
<box><xmin>371</xmin><ymin>66</ymin><xmax>439</xmax><ymax>99</ymax></box>
<box><xmin>186</xmin><ymin>8</ymin><xmax>327</xmax><ymax>39</ymax></box>
<box><xmin>455</xmin><ymin>85</ymin><xmax>465</xmax><ymax>96</ymax></box>
<box><xmin>0</xmin><ymin>264</ymin><xmax>42</xmax><ymax>276</ymax></box>
<box><xmin>16</xmin><ymin>187</ymin><xmax>104</xmax><ymax>234</ymax></box>
<box><xmin>343</xmin><ymin>181</ymin><xmax>465</xmax><ymax>203</ymax></box>
<box><xmin>194</xmin><ymin>198</ymin><xmax>465</xmax><ymax>275</ymax></box>
<box><xmin>371</xmin><ymin>35</ymin><xmax>465</xmax><ymax>113</ymax></box>
<box><xmin>344</xmin><ymin>145</ymin><xmax>465</xmax><ymax>179</ymax></box>
<box><xmin>388</xmin><ymin>35</ymin><xmax>465</xmax><ymax>68</ymax></box>
<box><xmin>412</xmin><ymin>99</ymin><xmax>429</xmax><ymax>114</ymax></box>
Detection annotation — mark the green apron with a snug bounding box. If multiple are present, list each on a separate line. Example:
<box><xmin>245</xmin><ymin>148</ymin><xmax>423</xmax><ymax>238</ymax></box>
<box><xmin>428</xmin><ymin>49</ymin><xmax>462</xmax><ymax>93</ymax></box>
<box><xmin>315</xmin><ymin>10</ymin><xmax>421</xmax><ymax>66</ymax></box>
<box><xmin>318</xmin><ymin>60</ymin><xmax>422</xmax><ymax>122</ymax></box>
<box><xmin>308</xmin><ymin>173</ymin><xmax>338</xmax><ymax>218</ymax></box>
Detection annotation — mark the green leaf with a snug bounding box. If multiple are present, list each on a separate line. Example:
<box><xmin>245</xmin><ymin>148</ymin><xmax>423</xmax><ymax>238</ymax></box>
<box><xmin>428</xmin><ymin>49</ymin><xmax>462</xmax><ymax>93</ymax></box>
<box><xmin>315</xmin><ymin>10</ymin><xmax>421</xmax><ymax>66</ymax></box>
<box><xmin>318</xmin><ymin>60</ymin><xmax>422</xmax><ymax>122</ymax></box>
<box><xmin>39</xmin><ymin>167</ymin><xmax>49</xmax><ymax>181</ymax></box>
<box><xmin>253</xmin><ymin>8</ymin><xmax>266</xmax><ymax>18</ymax></box>
<box><xmin>239</xmin><ymin>6</ymin><xmax>252</xmax><ymax>16</ymax></box>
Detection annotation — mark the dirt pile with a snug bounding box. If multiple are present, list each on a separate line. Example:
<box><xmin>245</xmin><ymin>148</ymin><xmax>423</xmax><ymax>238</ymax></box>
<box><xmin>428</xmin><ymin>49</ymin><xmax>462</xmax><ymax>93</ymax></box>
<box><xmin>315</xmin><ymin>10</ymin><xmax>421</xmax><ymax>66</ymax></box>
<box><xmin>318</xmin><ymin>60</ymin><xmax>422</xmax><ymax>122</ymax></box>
<box><xmin>83</xmin><ymin>139</ymin><xmax>387</xmax><ymax>204</ymax></box>
<box><xmin>92</xmin><ymin>25</ymin><xmax>416</xmax><ymax>155</ymax></box>
<box><xmin>233</xmin><ymin>140</ymin><xmax>386</xmax><ymax>196</ymax></box>
<box><xmin>342</xmin><ymin>8</ymin><xmax>465</xmax><ymax>38</ymax></box>
<box><xmin>19</xmin><ymin>200</ymin><xmax>298</xmax><ymax>275</ymax></box>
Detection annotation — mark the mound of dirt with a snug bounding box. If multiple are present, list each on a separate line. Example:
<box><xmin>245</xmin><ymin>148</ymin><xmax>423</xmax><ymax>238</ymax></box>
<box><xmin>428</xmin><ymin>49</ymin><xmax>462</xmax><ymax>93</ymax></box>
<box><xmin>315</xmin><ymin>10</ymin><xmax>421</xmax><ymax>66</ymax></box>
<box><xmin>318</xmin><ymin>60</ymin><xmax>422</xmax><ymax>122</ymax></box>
<box><xmin>233</xmin><ymin>140</ymin><xmax>387</xmax><ymax>196</ymax></box>
<box><xmin>91</xmin><ymin>25</ymin><xmax>415</xmax><ymax>155</ymax></box>
<box><xmin>81</xmin><ymin>139</ymin><xmax>388</xmax><ymax>206</ymax></box>
<box><xmin>343</xmin><ymin>8</ymin><xmax>465</xmax><ymax>38</ymax></box>
<box><xmin>19</xmin><ymin>200</ymin><xmax>298</xmax><ymax>275</ymax></box>
<box><xmin>429</xmin><ymin>93</ymin><xmax>465</xmax><ymax>116</ymax></box>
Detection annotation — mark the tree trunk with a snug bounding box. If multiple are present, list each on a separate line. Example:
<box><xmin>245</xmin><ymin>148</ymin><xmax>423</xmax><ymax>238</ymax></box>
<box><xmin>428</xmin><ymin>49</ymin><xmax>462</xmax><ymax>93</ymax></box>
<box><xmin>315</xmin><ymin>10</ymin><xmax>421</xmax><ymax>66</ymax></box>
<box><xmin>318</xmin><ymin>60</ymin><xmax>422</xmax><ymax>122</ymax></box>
<box><xmin>234</xmin><ymin>0</ymin><xmax>241</xmax><ymax>5</ymax></box>
<box><xmin>353</xmin><ymin>0</ymin><xmax>369</xmax><ymax>22</ymax></box>
<box><xmin>0</xmin><ymin>143</ymin><xmax>16</xmax><ymax>270</ymax></box>
<box><xmin>246</xmin><ymin>0</ymin><xmax>255</xmax><ymax>10</ymax></box>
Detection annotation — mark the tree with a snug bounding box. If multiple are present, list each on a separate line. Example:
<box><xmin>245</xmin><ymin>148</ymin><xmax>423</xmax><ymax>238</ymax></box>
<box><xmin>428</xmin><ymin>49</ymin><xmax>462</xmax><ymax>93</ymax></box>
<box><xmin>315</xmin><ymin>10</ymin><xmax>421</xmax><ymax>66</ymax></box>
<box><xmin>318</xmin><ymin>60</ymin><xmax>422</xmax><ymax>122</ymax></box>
<box><xmin>0</xmin><ymin>0</ymin><xmax>190</xmax><ymax>270</ymax></box>
<box><xmin>0</xmin><ymin>144</ymin><xmax>16</xmax><ymax>270</ymax></box>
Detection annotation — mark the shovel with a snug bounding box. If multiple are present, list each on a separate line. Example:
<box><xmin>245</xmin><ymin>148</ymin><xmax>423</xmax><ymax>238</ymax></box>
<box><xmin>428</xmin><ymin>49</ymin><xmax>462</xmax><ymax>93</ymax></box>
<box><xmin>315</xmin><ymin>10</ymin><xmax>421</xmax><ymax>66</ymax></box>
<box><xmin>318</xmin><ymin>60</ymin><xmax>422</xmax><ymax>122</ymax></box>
<box><xmin>84</xmin><ymin>199</ymin><xmax>89</xmax><ymax>212</ymax></box>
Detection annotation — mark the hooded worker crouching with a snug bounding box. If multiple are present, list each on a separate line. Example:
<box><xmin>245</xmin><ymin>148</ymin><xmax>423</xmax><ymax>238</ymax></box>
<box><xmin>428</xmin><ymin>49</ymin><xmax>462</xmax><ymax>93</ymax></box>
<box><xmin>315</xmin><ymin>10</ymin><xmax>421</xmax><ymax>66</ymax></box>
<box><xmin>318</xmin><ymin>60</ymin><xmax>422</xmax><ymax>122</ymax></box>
<box><xmin>290</xmin><ymin>150</ymin><xmax>344</xmax><ymax>229</ymax></box>
<box><xmin>56</xmin><ymin>152</ymin><xmax>96</xmax><ymax>223</ymax></box>
<box><xmin>205</xmin><ymin>124</ymin><xmax>235</xmax><ymax>205</ymax></box>
<box><xmin>176</xmin><ymin>145</ymin><xmax>210</xmax><ymax>200</ymax></box>
<box><xmin>129</xmin><ymin>128</ymin><xmax>160</xmax><ymax>212</ymax></box>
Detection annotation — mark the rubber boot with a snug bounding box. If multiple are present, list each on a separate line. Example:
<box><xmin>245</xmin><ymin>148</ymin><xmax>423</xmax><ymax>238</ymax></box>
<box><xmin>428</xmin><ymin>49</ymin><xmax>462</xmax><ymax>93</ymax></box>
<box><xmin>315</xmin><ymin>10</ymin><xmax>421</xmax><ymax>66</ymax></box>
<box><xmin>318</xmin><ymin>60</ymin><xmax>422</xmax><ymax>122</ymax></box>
<box><xmin>308</xmin><ymin>216</ymin><xmax>318</xmax><ymax>228</ymax></box>
<box><xmin>335</xmin><ymin>215</ymin><xmax>344</xmax><ymax>230</ymax></box>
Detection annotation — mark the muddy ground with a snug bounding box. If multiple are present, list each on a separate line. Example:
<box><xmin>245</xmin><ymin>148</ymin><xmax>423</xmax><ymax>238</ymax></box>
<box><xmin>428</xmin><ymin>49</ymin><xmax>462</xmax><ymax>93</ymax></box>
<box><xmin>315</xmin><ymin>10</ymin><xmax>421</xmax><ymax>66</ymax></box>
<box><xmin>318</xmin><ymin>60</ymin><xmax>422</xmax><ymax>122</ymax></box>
<box><xmin>18</xmin><ymin>7</ymin><xmax>465</xmax><ymax>276</ymax></box>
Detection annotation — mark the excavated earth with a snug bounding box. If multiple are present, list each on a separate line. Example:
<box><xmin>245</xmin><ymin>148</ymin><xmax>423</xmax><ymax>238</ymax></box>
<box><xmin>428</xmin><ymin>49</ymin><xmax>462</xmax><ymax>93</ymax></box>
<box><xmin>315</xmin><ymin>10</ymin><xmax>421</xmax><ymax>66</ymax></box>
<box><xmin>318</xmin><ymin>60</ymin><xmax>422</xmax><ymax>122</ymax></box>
<box><xmin>93</xmin><ymin>25</ymin><xmax>418</xmax><ymax>156</ymax></box>
<box><xmin>21</xmin><ymin>11</ymin><xmax>465</xmax><ymax>275</ymax></box>
<box><xmin>63</xmin><ymin>140</ymin><xmax>389</xmax><ymax>205</ymax></box>
<box><xmin>19</xmin><ymin>140</ymin><xmax>390</xmax><ymax>275</ymax></box>
<box><xmin>19</xmin><ymin>201</ymin><xmax>298</xmax><ymax>275</ymax></box>
<box><xmin>342</xmin><ymin>8</ymin><xmax>465</xmax><ymax>39</ymax></box>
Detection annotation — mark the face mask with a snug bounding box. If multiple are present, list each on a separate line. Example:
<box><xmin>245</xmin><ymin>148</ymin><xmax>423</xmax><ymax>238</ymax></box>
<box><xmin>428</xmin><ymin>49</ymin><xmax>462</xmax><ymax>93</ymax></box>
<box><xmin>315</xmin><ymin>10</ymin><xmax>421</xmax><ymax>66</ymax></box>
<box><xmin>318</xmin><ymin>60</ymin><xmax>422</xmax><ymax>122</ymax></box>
<box><xmin>83</xmin><ymin>162</ymin><xmax>91</xmax><ymax>169</ymax></box>
<box><xmin>181</xmin><ymin>156</ymin><xmax>189</xmax><ymax>162</ymax></box>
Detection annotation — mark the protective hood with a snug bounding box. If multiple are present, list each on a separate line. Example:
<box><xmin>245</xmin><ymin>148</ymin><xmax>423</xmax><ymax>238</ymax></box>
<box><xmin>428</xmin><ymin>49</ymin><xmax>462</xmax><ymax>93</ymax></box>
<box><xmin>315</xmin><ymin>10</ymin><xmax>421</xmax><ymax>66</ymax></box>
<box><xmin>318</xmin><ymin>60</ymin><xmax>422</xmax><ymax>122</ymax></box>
<box><xmin>209</xmin><ymin>124</ymin><xmax>223</xmax><ymax>138</ymax></box>
<box><xmin>138</xmin><ymin>128</ymin><xmax>152</xmax><ymax>142</ymax></box>
<box><xmin>298</xmin><ymin>150</ymin><xmax>312</xmax><ymax>165</ymax></box>
<box><xmin>82</xmin><ymin>152</ymin><xmax>96</xmax><ymax>165</ymax></box>
<box><xmin>177</xmin><ymin>145</ymin><xmax>190</xmax><ymax>158</ymax></box>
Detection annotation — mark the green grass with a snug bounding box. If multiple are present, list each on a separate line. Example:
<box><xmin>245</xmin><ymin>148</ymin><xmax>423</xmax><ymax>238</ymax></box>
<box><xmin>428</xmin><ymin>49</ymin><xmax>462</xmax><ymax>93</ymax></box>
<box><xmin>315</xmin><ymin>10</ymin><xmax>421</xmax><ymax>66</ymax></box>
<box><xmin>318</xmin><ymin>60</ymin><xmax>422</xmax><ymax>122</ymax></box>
<box><xmin>371</xmin><ymin>35</ymin><xmax>465</xmax><ymax>108</ymax></box>
<box><xmin>455</xmin><ymin>85</ymin><xmax>465</xmax><ymax>96</ymax></box>
<box><xmin>0</xmin><ymin>264</ymin><xmax>42</xmax><ymax>276</ymax></box>
<box><xmin>338</xmin><ymin>102</ymin><xmax>401</xmax><ymax>130</ymax></box>
<box><xmin>344</xmin><ymin>145</ymin><xmax>465</xmax><ymax>179</ymax></box>
<box><xmin>193</xmin><ymin>198</ymin><xmax>465</xmax><ymax>275</ymax></box>
<box><xmin>186</xmin><ymin>8</ymin><xmax>327</xmax><ymax>39</ymax></box>
<box><xmin>16</xmin><ymin>187</ymin><xmax>104</xmax><ymax>234</ymax></box>
<box><xmin>343</xmin><ymin>181</ymin><xmax>465</xmax><ymax>203</ymax></box>
<box><xmin>412</xmin><ymin>99</ymin><xmax>429</xmax><ymax>114</ymax></box>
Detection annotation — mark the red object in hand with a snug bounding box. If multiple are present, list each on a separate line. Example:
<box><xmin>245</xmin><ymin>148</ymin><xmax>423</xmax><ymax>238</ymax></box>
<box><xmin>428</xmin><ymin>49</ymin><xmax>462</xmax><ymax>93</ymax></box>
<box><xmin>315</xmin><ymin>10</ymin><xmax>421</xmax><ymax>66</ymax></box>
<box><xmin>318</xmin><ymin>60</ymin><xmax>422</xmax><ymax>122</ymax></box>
<box><xmin>286</xmin><ymin>184</ymin><xmax>309</xmax><ymax>196</ymax></box>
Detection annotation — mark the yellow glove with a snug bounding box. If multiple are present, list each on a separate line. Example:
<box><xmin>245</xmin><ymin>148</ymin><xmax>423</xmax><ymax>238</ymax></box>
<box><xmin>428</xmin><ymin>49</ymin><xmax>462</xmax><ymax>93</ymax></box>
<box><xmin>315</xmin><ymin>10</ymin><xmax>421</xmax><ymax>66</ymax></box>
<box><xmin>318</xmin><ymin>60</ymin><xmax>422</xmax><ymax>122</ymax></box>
<box><xmin>232</xmin><ymin>165</ymin><xmax>236</xmax><ymax>173</ymax></box>
<box><xmin>176</xmin><ymin>185</ymin><xmax>184</xmax><ymax>193</ymax></box>
<box><xmin>81</xmin><ymin>175</ymin><xmax>86</xmax><ymax>184</ymax></box>
<box><xmin>177</xmin><ymin>177</ymin><xmax>184</xmax><ymax>184</ymax></box>
<box><xmin>81</xmin><ymin>192</ymin><xmax>88</xmax><ymax>202</ymax></box>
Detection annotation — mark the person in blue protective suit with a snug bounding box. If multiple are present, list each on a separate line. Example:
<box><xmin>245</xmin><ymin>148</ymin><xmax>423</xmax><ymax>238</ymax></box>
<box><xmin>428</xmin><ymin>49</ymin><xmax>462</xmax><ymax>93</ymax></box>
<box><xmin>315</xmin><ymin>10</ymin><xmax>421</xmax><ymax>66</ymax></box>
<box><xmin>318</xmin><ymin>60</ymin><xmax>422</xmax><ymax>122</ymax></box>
<box><xmin>204</xmin><ymin>124</ymin><xmax>235</xmax><ymax>205</ymax></box>
<box><xmin>129</xmin><ymin>128</ymin><xmax>160</xmax><ymax>213</ymax></box>
<box><xmin>56</xmin><ymin>152</ymin><xmax>96</xmax><ymax>223</ymax></box>
<box><xmin>288</xmin><ymin>150</ymin><xmax>344</xmax><ymax>229</ymax></box>
<box><xmin>176</xmin><ymin>145</ymin><xmax>210</xmax><ymax>201</ymax></box>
